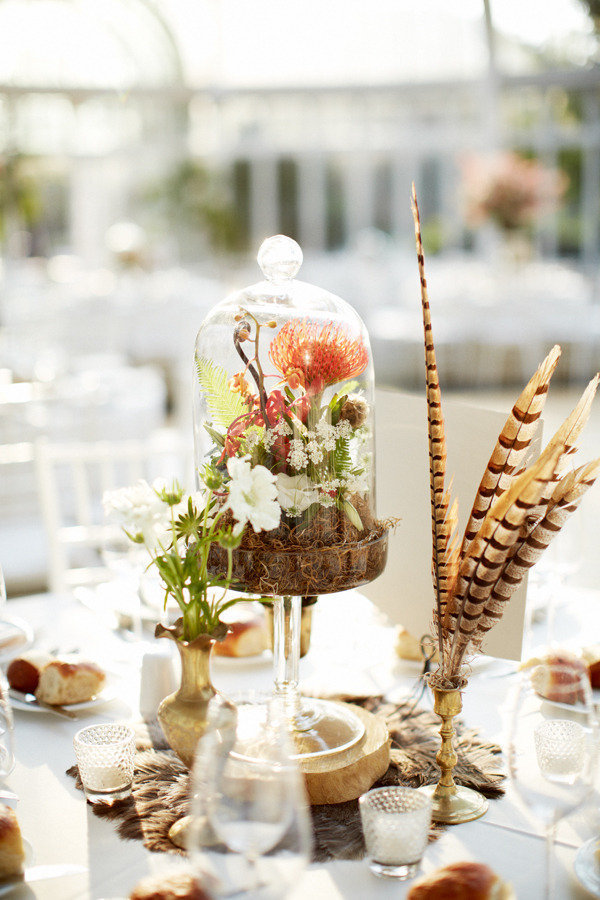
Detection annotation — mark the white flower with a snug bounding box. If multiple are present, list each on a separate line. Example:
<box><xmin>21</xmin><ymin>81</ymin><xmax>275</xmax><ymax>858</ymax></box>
<box><xmin>226</xmin><ymin>457</ymin><xmax>281</xmax><ymax>533</ymax></box>
<box><xmin>276</xmin><ymin>474</ymin><xmax>320</xmax><ymax>515</ymax></box>
<box><xmin>306</xmin><ymin>440</ymin><xmax>324</xmax><ymax>465</ymax></box>
<box><xmin>262</xmin><ymin>429</ymin><xmax>276</xmax><ymax>449</ymax></box>
<box><xmin>338</xmin><ymin>420</ymin><xmax>353</xmax><ymax>439</ymax></box>
<box><xmin>288</xmin><ymin>449</ymin><xmax>308</xmax><ymax>470</ymax></box>
<box><xmin>318</xmin><ymin>493</ymin><xmax>336</xmax><ymax>508</ymax></box>
<box><xmin>103</xmin><ymin>480</ymin><xmax>170</xmax><ymax>549</ymax></box>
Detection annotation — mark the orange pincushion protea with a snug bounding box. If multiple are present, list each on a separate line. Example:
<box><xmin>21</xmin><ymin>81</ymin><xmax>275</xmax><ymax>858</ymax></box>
<box><xmin>269</xmin><ymin>319</ymin><xmax>368</xmax><ymax>394</ymax></box>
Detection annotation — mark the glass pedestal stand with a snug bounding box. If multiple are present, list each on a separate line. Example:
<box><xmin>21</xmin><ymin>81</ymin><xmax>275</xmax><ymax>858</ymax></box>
<box><xmin>235</xmin><ymin>595</ymin><xmax>365</xmax><ymax>761</ymax></box>
<box><xmin>271</xmin><ymin>595</ymin><xmax>365</xmax><ymax>759</ymax></box>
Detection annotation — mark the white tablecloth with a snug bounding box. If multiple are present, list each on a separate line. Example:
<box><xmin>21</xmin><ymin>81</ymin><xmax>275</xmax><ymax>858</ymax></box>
<box><xmin>3</xmin><ymin>590</ymin><xmax>598</xmax><ymax>899</ymax></box>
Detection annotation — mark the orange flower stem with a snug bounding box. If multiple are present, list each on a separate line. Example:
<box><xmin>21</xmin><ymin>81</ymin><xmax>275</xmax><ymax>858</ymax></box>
<box><xmin>234</xmin><ymin>319</ymin><xmax>268</xmax><ymax>424</ymax></box>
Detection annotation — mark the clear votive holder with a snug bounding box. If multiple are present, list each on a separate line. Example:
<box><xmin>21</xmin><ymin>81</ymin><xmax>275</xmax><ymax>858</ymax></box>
<box><xmin>74</xmin><ymin>724</ymin><xmax>135</xmax><ymax>804</ymax></box>
<box><xmin>359</xmin><ymin>786</ymin><xmax>432</xmax><ymax>879</ymax></box>
<box><xmin>534</xmin><ymin>718</ymin><xmax>586</xmax><ymax>779</ymax></box>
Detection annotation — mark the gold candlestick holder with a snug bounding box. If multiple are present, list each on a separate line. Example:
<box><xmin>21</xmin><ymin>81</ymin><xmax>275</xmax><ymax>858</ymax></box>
<box><xmin>421</xmin><ymin>681</ymin><xmax>488</xmax><ymax>824</ymax></box>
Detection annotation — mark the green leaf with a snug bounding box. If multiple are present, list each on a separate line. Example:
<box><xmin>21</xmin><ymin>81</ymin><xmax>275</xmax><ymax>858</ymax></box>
<box><xmin>203</xmin><ymin>424</ymin><xmax>225</xmax><ymax>447</ymax></box>
<box><xmin>196</xmin><ymin>357</ymin><xmax>247</xmax><ymax>430</ymax></box>
<box><xmin>333</xmin><ymin>437</ymin><xmax>352</xmax><ymax>475</ymax></box>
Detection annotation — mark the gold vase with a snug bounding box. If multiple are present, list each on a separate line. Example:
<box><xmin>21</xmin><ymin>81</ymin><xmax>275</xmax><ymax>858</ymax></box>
<box><xmin>421</xmin><ymin>682</ymin><xmax>488</xmax><ymax>824</ymax></box>
<box><xmin>155</xmin><ymin>623</ymin><xmax>234</xmax><ymax>770</ymax></box>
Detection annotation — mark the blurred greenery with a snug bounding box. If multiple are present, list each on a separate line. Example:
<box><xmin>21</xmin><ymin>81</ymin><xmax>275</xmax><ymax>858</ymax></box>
<box><xmin>144</xmin><ymin>160</ymin><xmax>247</xmax><ymax>254</ymax></box>
<box><xmin>0</xmin><ymin>154</ymin><xmax>42</xmax><ymax>242</ymax></box>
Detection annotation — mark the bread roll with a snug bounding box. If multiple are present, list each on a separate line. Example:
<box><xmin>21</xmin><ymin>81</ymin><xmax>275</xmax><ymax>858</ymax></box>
<box><xmin>6</xmin><ymin>652</ymin><xmax>54</xmax><ymax>695</ymax></box>
<box><xmin>396</xmin><ymin>626</ymin><xmax>439</xmax><ymax>663</ymax></box>
<box><xmin>0</xmin><ymin>804</ymin><xmax>25</xmax><ymax>880</ymax></box>
<box><xmin>581</xmin><ymin>645</ymin><xmax>600</xmax><ymax>689</ymax></box>
<box><xmin>213</xmin><ymin>604</ymin><xmax>268</xmax><ymax>658</ymax></box>
<box><xmin>589</xmin><ymin>658</ymin><xmax>600</xmax><ymax>690</ymax></box>
<box><xmin>530</xmin><ymin>653</ymin><xmax>588</xmax><ymax>705</ymax></box>
<box><xmin>35</xmin><ymin>660</ymin><xmax>106</xmax><ymax>706</ymax></box>
<box><xmin>129</xmin><ymin>871</ymin><xmax>211</xmax><ymax>900</ymax></box>
<box><xmin>407</xmin><ymin>862</ymin><xmax>514</xmax><ymax>899</ymax></box>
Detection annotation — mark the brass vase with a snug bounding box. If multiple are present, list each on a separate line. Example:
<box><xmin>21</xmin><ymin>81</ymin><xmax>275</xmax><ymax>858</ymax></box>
<box><xmin>421</xmin><ymin>681</ymin><xmax>488</xmax><ymax>824</ymax></box>
<box><xmin>155</xmin><ymin>622</ymin><xmax>234</xmax><ymax>770</ymax></box>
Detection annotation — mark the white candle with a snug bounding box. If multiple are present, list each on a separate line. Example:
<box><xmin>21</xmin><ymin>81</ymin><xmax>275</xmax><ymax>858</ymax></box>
<box><xmin>83</xmin><ymin>765</ymin><xmax>131</xmax><ymax>793</ymax></box>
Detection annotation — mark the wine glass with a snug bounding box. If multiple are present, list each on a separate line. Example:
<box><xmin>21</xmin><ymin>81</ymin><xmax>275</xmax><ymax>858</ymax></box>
<box><xmin>0</xmin><ymin>565</ymin><xmax>15</xmax><ymax>781</ymax></box>
<box><xmin>507</xmin><ymin>663</ymin><xmax>598</xmax><ymax>899</ymax></box>
<box><xmin>188</xmin><ymin>694</ymin><xmax>312</xmax><ymax>898</ymax></box>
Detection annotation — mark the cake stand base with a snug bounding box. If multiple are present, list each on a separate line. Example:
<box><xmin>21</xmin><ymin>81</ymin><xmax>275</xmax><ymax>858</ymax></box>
<box><xmin>419</xmin><ymin>782</ymin><xmax>489</xmax><ymax>824</ymax></box>
<box><xmin>300</xmin><ymin>703</ymin><xmax>390</xmax><ymax>804</ymax></box>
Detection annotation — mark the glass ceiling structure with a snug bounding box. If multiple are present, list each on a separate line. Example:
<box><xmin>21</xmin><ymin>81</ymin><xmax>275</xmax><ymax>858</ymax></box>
<box><xmin>0</xmin><ymin>0</ymin><xmax>183</xmax><ymax>90</ymax></box>
<box><xmin>0</xmin><ymin>0</ymin><xmax>595</xmax><ymax>94</ymax></box>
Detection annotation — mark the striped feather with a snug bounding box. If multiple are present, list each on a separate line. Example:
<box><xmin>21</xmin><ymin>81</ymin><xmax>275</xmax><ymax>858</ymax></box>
<box><xmin>447</xmin><ymin>445</ymin><xmax>564</xmax><ymax>674</ymax></box>
<box><xmin>524</xmin><ymin>374</ymin><xmax>599</xmax><ymax>525</ymax></box>
<box><xmin>412</xmin><ymin>185</ymin><xmax>458</xmax><ymax>667</ymax></box>
<box><xmin>470</xmin><ymin>459</ymin><xmax>600</xmax><ymax>649</ymax></box>
<box><xmin>460</xmin><ymin>345</ymin><xmax>561</xmax><ymax>559</ymax></box>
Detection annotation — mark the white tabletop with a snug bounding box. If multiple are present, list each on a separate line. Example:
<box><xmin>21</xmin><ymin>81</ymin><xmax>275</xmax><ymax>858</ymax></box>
<box><xmin>3</xmin><ymin>589</ymin><xmax>598</xmax><ymax>900</ymax></box>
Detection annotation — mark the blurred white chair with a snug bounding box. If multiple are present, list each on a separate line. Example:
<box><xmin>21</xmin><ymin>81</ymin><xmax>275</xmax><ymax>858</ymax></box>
<box><xmin>34</xmin><ymin>431</ymin><xmax>193</xmax><ymax>596</ymax></box>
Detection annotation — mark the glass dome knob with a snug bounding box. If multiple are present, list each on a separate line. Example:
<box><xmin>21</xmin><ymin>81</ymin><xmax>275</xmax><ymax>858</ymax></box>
<box><xmin>257</xmin><ymin>235</ymin><xmax>303</xmax><ymax>283</ymax></box>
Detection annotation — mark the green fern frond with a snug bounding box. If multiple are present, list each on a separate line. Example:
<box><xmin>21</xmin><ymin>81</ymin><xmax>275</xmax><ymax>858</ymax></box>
<box><xmin>333</xmin><ymin>437</ymin><xmax>352</xmax><ymax>476</ymax></box>
<box><xmin>196</xmin><ymin>357</ymin><xmax>247</xmax><ymax>429</ymax></box>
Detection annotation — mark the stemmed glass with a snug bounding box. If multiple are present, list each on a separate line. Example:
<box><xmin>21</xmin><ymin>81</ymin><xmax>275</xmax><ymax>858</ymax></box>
<box><xmin>0</xmin><ymin>565</ymin><xmax>15</xmax><ymax>782</ymax></box>
<box><xmin>507</xmin><ymin>663</ymin><xmax>598</xmax><ymax>899</ymax></box>
<box><xmin>188</xmin><ymin>695</ymin><xmax>312</xmax><ymax>898</ymax></box>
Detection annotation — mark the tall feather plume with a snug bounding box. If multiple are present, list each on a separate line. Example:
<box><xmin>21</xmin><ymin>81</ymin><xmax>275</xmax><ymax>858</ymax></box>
<box><xmin>523</xmin><ymin>374</ymin><xmax>599</xmax><ymax>525</ymax></box>
<box><xmin>460</xmin><ymin>345</ymin><xmax>561</xmax><ymax>560</ymax></box>
<box><xmin>410</xmin><ymin>187</ymin><xmax>599</xmax><ymax>685</ymax></box>
<box><xmin>411</xmin><ymin>185</ymin><xmax>458</xmax><ymax>668</ymax></box>
<box><xmin>470</xmin><ymin>458</ymin><xmax>600</xmax><ymax>649</ymax></box>
<box><xmin>446</xmin><ymin>446</ymin><xmax>564</xmax><ymax>674</ymax></box>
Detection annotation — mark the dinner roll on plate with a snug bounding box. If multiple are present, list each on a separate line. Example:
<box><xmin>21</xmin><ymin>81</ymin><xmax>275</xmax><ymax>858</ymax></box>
<box><xmin>35</xmin><ymin>659</ymin><xmax>106</xmax><ymax>706</ymax></box>
<box><xmin>6</xmin><ymin>652</ymin><xmax>54</xmax><ymax>695</ymax></box>
<box><xmin>407</xmin><ymin>862</ymin><xmax>514</xmax><ymax>899</ymax></box>
<box><xmin>0</xmin><ymin>804</ymin><xmax>25</xmax><ymax>880</ymax></box>
<box><xmin>129</xmin><ymin>870</ymin><xmax>211</xmax><ymax>900</ymax></box>
<box><xmin>213</xmin><ymin>603</ymin><xmax>268</xmax><ymax>658</ymax></box>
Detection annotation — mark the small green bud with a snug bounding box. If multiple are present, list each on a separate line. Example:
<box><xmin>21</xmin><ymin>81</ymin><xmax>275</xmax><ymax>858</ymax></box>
<box><xmin>217</xmin><ymin>528</ymin><xmax>243</xmax><ymax>550</ymax></box>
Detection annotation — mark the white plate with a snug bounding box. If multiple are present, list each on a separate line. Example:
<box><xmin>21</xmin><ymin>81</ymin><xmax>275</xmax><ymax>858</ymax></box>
<box><xmin>8</xmin><ymin>676</ymin><xmax>118</xmax><ymax>715</ymax></box>
<box><xmin>541</xmin><ymin>689</ymin><xmax>600</xmax><ymax>716</ymax></box>
<box><xmin>212</xmin><ymin>649</ymin><xmax>272</xmax><ymax>669</ymax></box>
<box><xmin>574</xmin><ymin>837</ymin><xmax>600</xmax><ymax>897</ymax></box>
<box><xmin>0</xmin><ymin>617</ymin><xmax>34</xmax><ymax>663</ymax></box>
<box><xmin>0</xmin><ymin>839</ymin><xmax>34</xmax><ymax>896</ymax></box>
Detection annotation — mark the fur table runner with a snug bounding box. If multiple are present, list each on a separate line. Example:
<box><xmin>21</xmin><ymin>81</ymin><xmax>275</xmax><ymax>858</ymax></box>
<box><xmin>67</xmin><ymin>697</ymin><xmax>505</xmax><ymax>863</ymax></box>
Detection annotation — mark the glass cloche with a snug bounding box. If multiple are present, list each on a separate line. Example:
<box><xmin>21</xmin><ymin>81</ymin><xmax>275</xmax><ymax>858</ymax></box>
<box><xmin>193</xmin><ymin>235</ymin><xmax>389</xmax><ymax>758</ymax></box>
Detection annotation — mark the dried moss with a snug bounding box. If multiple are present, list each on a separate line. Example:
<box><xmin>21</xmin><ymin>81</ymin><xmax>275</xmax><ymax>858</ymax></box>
<box><xmin>208</xmin><ymin>500</ymin><xmax>389</xmax><ymax>595</ymax></box>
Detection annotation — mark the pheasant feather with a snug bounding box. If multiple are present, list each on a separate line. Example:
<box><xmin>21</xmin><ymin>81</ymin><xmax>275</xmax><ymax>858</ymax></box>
<box><xmin>471</xmin><ymin>458</ymin><xmax>600</xmax><ymax>649</ymax></box>
<box><xmin>411</xmin><ymin>185</ymin><xmax>458</xmax><ymax>665</ymax></box>
<box><xmin>461</xmin><ymin>345</ymin><xmax>560</xmax><ymax>559</ymax></box>
<box><xmin>411</xmin><ymin>185</ymin><xmax>599</xmax><ymax>686</ymax></box>
<box><xmin>524</xmin><ymin>374</ymin><xmax>599</xmax><ymax>525</ymax></box>
<box><xmin>447</xmin><ymin>446</ymin><xmax>563</xmax><ymax>672</ymax></box>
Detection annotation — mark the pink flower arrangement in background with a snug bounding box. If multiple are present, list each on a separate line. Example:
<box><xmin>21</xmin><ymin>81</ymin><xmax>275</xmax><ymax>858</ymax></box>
<box><xmin>461</xmin><ymin>152</ymin><xmax>568</xmax><ymax>233</ymax></box>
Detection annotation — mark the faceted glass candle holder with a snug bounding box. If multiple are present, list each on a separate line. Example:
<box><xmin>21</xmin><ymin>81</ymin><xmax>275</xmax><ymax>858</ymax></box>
<box><xmin>74</xmin><ymin>724</ymin><xmax>135</xmax><ymax>804</ymax></box>
<box><xmin>359</xmin><ymin>786</ymin><xmax>432</xmax><ymax>879</ymax></box>
<box><xmin>534</xmin><ymin>719</ymin><xmax>586</xmax><ymax>780</ymax></box>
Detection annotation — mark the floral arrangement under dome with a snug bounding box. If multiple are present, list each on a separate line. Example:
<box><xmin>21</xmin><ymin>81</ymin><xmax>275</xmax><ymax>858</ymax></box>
<box><xmin>193</xmin><ymin>242</ymin><xmax>389</xmax><ymax>598</ymax></box>
<box><xmin>103</xmin><ymin>467</ymin><xmax>281</xmax><ymax>643</ymax></box>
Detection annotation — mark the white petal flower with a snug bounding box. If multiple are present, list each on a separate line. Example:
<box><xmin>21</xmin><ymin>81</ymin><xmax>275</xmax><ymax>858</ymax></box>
<box><xmin>103</xmin><ymin>480</ymin><xmax>171</xmax><ymax>549</ymax></box>
<box><xmin>226</xmin><ymin>457</ymin><xmax>281</xmax><ymax>533</ymax></box>
<box><xmin>276</xmin><ymin>473</ymin><xmax>320</xmax><ymax>514</ymax></box>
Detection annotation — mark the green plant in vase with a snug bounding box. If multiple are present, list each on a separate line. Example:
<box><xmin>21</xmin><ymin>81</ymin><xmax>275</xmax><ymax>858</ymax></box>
<box><xmin>103</xmin><ymin>463</ymin><xmax>281</xmax><ymax>767</ymax></box>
